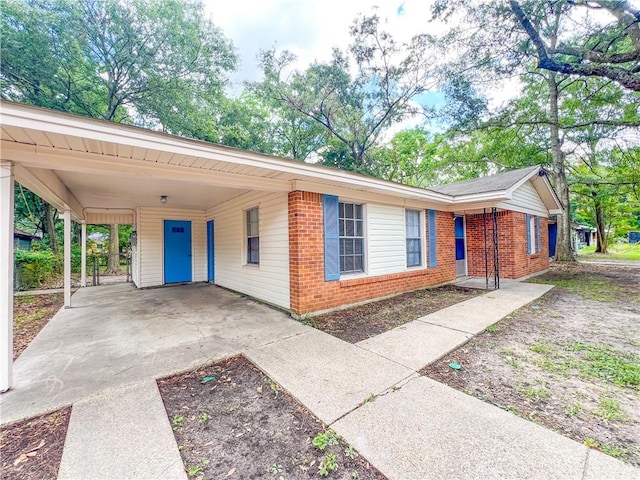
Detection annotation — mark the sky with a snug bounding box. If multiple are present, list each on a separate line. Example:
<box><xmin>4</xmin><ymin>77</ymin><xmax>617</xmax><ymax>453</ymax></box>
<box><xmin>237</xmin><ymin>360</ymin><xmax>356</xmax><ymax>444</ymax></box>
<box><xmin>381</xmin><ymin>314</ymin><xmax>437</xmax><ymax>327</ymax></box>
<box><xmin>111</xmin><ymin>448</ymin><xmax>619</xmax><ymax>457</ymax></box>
<box><xmin>205</xmin><ymin>0</ymin><xmax>441</xmax><ymax>90</ymax></box>
<box><xmin>203</xmin><ymin>0</ymin><xmax>638</xmax><ymax>138</ymax></box>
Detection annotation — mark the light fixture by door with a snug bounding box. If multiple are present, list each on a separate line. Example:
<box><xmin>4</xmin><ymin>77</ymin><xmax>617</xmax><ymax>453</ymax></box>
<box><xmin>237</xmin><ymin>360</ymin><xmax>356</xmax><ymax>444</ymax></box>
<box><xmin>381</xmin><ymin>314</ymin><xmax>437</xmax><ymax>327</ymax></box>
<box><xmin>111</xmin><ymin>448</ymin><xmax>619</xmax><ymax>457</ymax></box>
<box><xmin>160</xmin><ymin>195</ymin><xmax>168</xmax><ymax>204</ymax></box>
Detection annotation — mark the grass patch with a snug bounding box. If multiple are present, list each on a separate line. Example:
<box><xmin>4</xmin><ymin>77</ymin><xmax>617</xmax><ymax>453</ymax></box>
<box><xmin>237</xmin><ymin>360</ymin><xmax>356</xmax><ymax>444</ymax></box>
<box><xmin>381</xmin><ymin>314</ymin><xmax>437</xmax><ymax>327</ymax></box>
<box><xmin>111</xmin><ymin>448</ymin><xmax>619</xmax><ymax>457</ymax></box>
<box><xmin>578</xmin><ymin>243</ymin><xmax>640</xmax><ymax>262</ymax></box>
<box><xmin>565</xmin><ymin>403</ymin><xmax>583</xmax><ymax>418</ymax></box>
<box><xmin>527</xmin><ymin>341</ymin><xmax>639</xmax><ymax>387</ymax></box>
<box><xmin>529</xmin><ymin>340</ymin><xmax>552</xmax><ymax>355</ymax></box>
<box><xmin>531</xmin><ymin>276</ymin><xmax>619</xmax><ymax>302</ymax></box>
<box><xmin>517</xmin><ymin>385</ymin><xmax>551</xmax><ymax>402</ymax></box>
<box><xmin>584</xmin><ymin>438</ymin><xmax>629</xmax><ymax>459</ymax></box>
<box><xmin>595</xmin><ymin>397</ymin><xmax>630</xmax><ymax>422</ymax></box>
<box><xmin>568</xmin><ymin>343</ymin><xmax>640</xmax><ymax>388</ymax></box>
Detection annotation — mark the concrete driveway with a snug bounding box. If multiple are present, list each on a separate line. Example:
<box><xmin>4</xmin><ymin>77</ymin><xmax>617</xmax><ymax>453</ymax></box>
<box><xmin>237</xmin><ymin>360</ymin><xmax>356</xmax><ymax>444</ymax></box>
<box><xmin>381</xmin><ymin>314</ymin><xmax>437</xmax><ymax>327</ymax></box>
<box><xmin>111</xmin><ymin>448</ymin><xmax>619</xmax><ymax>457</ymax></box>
<box><xmin>0</xmin><ymin>283</ymin><xmax>308</xmax><ymax>425</ymax></box>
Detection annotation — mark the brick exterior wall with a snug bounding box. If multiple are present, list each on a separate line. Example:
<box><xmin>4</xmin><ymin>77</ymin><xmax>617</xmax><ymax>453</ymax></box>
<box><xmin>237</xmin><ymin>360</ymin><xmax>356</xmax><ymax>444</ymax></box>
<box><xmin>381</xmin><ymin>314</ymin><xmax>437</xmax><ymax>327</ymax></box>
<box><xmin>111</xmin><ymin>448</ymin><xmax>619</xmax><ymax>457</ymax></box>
<box><xmin>288</xmin><ymin>191</ymin><xmax>456</xmax><ymax>316</ymax></box>
<box><xmin>465</xmin><ymin>211</ymin><xmax>549</xmax><ymax>280</ymax></box>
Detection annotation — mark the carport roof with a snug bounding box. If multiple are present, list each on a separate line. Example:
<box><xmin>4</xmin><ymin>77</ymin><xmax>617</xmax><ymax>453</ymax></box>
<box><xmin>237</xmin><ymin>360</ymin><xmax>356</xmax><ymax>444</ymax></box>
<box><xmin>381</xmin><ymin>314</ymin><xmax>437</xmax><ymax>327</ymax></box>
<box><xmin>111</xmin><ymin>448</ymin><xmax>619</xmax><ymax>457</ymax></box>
<box><xmin>1</xmin><ymin>102</ymin><xmax>562</xmax><ymax>219</ymax></box>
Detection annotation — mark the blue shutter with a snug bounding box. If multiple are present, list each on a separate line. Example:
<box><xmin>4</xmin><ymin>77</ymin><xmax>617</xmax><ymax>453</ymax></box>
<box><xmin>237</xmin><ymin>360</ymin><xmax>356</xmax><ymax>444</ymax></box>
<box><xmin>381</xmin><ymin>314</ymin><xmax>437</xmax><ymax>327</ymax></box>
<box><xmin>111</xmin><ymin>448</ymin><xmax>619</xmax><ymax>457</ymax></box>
<box><xmin>526</xmin><ymin>214</ymin><xmax>531</xmax><ymax>254</ymax></box>
<box><xmin>536</xmin><ymin>216</ymin><xmax>541</xmax><ymax>253</ymax></box>
<box><xmin>428</xmin><ymin>210</ymin><xmax>437</xmax><ymax>267</ymax></box>
<box><xmin>323</xmin><ymin>195</ymin><xmax>340</xmax><ymax>281</ymax></box>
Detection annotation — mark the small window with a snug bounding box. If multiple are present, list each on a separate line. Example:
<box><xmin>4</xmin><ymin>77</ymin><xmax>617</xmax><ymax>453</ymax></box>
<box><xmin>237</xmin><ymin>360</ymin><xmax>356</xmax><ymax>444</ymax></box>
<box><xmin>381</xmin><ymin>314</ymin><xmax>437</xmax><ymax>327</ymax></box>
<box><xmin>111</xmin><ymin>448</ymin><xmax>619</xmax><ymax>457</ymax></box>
<box><xmin>528</xmin><ymin>215</ymin><xmax>536</xmax><ymax>254</ymax></box>
<box><xmin>246</xmin><ymin>207</ymin><xmax>259</xmax><ymax>264</ymax></box>
<box><xmin>406</xmin><ymin>209</ymin><xmax>422</xmax><ymax>267</ymax></box>
<box><xmin>339</xmin><ymin>202</ymin><xmax>364</xmax><ymax>274</ymax></box>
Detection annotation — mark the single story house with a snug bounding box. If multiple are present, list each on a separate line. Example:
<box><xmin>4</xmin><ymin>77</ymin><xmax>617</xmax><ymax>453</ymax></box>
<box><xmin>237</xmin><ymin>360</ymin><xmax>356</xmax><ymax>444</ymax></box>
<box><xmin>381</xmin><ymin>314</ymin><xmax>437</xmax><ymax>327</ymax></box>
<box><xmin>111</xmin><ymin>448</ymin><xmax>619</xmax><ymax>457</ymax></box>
<box><xmin>0</xmin><ymin>102</ymin><xmax>562</xmax><ymax>391</ymax></box>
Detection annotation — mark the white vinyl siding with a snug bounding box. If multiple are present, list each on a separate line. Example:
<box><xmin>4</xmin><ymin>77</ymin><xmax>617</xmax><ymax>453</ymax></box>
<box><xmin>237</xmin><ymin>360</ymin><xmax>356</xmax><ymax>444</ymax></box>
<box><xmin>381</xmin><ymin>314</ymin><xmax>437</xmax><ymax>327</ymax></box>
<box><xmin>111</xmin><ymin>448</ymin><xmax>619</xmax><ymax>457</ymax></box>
<box><xmin>207</xmin><ymin>191</ymin><xmax>289</xmax><ymax>309</ymax></box>
<box><xmin>367</xmin><ymin>204</ymin><xmax>406</xmax><ymax>276</ymax></box>
<box><xmin>137</xmin><ymin>207</ymin><xmax>206</xmax><ymax>288</ymax></box>
<box><xmin>84</xmin><ymin>212</ymin><xmax>134</xmax><ymax>225</ymax></box>
<box><xmin>498</xmin><ymin>181</ymin><xmax>548</xmax><ymax>217</ymax></box>
<box><xmin>131</xmin><ymin>243</ymin><xmax>139</xmax><ymax>287</ymax></box>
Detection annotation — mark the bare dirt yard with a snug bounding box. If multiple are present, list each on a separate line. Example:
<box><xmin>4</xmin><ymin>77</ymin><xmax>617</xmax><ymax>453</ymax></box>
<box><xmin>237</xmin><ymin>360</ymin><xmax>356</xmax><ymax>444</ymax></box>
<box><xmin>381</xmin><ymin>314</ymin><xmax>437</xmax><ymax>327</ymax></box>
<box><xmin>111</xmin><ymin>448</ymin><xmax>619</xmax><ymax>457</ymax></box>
<box><xmin>422</xmin><ymin>262</ymin><xmax>640</xmax><ymax>467</ymax></box>
<box><xmin>0</xmin><ymin>407</ymin><xmax>71</xmax><ymax>480</ymax></box>
<box><xmin>158</xmin><ymin>355</ymin><xmax>385</xmax><ymax>479</ymax></box>
<box><xmin>305</xmin><ymin>285</ymin><xmax>480</xmax><ymax>343</ymax></box>
<box><xmin>13</xmin><ymin>293</ymin><xmax>63</xmax><ymax>360</ymax></box>
<box><xmin>2</xmin><ymin>293</ymin><xmax>69</xmax><ymax>480</ymax></box>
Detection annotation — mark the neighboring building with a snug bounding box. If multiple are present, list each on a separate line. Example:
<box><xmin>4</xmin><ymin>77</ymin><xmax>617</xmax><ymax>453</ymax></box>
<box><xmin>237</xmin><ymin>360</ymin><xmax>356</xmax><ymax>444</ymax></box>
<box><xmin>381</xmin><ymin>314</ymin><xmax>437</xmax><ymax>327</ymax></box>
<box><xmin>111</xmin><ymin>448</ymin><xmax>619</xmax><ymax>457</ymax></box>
<box><xmin>572</xmin><ymin>224</ymin><xmax>597</xmax><ymax>250</ymax></box>
<box><xmin>1</xmin><ymin>103</ymin><xmax>563</xmax><ymax>318</ymax></box>
<box><xmin>13</xmin><ymin>229</ymin><xmax>38</xmax><ymax>251</ymax></box>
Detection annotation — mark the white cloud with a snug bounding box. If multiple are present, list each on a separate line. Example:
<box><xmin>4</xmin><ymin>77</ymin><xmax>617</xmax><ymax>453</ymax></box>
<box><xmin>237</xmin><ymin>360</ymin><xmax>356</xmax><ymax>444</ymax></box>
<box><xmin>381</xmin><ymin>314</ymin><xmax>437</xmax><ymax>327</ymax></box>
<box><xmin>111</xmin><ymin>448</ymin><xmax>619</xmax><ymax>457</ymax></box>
<box><xmin>204</xmin><ymin>0</ymin><xmax>442</xmax><ymax>88</ymax></box>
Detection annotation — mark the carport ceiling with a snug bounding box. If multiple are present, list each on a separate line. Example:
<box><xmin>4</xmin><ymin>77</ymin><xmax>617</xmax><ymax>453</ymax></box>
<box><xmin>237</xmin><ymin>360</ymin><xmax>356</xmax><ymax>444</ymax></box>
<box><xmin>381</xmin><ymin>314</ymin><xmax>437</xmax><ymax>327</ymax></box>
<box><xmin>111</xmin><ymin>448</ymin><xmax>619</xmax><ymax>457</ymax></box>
<box><xmin>54</xmin><ymin>169</ymin><xmax>249</xmax><ymax>210</ymax></box>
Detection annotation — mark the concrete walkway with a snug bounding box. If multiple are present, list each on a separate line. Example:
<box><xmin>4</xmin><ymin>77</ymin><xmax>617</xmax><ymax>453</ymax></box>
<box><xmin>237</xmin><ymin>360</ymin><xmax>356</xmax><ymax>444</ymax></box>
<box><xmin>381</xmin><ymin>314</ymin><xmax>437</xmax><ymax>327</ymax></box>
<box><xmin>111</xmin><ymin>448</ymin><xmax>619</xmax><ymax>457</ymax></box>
<box><xmin>3</xmin><ymin>281</ymin><xmax>638</xmax><ymax>479</ymax></box>
<box><xmin>246</xmin><ymin>281</ymin><xmax>638</xmax><ymax>479</ymax></box>
<box><xmin>58</xmin><ymin>380</ymin><xmax>185</xmax><ymax>480</ymax></box>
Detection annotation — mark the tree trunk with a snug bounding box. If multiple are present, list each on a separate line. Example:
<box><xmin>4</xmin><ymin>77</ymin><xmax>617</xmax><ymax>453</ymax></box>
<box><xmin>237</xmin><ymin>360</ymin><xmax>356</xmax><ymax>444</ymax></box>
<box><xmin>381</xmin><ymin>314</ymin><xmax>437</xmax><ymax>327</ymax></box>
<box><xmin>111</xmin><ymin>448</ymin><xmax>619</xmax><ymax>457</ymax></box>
<box><xmin>105</xmin><ymin>224</ymin><xmax>121</xmax><ymax>274</ymax></box>
<box><xmin>594</xmin><ymin>195</ymin><xmax>608</xmax><ymax>253</ymax></box>
<box><xmin>547</xmin><ymin>71</ymin><xmax>575</xmax><ymax>262</ymax></box>
<box><xmin>44</xmin><ymin>202</ymin><xmax>59</xmax><ymax>254</ymax></box>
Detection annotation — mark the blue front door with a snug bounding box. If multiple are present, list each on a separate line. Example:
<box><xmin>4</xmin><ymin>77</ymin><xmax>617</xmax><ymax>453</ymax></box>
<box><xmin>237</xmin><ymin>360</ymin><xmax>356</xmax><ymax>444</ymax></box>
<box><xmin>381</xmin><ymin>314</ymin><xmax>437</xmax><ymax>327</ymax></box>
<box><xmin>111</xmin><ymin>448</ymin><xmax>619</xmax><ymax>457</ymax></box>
<box><xmin>164</xmin><ymin>220</ymin><xmax>192</xmax><ymax>284</ymax></box>
<box><xmin>454</xmin><ymin>216</ymin><xmax>467</xmax><ymax>276</ymax></box>
<box><xmin>548</xmin><ymin>222</ymin><xmax>557</xmax><ymax>258</ymax></box>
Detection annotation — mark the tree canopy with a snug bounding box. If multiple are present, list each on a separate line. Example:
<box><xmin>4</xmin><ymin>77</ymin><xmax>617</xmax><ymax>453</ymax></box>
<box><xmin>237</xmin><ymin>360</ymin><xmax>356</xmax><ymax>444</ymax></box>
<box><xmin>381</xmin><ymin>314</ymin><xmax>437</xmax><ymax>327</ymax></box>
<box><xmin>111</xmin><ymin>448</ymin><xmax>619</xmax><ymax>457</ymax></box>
<box><xmin>3</xmin><ymin>1</ymin><xmax>639</xmax><ymax>259</ymax></box>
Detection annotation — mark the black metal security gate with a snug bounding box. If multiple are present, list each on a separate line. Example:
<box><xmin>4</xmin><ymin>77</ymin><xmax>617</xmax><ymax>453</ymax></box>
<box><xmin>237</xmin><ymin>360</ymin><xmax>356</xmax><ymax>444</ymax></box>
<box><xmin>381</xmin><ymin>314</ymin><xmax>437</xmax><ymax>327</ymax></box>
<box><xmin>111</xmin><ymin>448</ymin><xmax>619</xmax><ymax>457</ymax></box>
<box><xmin>483</xmin><ymin>207</ymin><xmax>500</xmax><ymax>290</ymax></box>
<box><xmin>91</xmin><ymin>253</ymin><xmax>131</xmax><ymax>286</ymax></box>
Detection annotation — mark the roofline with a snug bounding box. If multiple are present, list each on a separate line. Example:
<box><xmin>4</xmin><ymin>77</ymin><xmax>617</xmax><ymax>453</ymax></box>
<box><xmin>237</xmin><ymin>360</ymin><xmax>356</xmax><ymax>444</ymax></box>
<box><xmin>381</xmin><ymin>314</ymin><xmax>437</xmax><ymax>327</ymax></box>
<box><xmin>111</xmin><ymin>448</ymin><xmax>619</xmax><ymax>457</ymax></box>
<box><xmin>0</xmin><ymin>101</ymin><xmax>452</xmax><ymax>204</ymax></box>
<box><xmin>536</xmin><ymin>172</ymin><xmax>564</xmax><ymax>212</ymax></box>
<box><xmin>0</xmin><ymin>102</ymin><xmax>564</xmax><ymax>214</ymax></box>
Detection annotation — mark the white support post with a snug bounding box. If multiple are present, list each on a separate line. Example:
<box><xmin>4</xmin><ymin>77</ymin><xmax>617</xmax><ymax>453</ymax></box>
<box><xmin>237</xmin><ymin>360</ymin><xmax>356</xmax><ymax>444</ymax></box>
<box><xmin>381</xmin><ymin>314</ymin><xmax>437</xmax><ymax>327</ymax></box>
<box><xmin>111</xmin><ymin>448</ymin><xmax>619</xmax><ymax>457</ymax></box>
<box><xmin>63</xmin><ymin>210</ymin><xmax>72</xmax><ymax>308</ymax></box>
<box><xmin>0</xmin><ymin>162</ymin><xmax>14</xmax><ymax>392</ymax></box>
<box><xmin>81</xmin><ymin>222</ymin><xmax>87</xmax><ymax>287</ymax></box>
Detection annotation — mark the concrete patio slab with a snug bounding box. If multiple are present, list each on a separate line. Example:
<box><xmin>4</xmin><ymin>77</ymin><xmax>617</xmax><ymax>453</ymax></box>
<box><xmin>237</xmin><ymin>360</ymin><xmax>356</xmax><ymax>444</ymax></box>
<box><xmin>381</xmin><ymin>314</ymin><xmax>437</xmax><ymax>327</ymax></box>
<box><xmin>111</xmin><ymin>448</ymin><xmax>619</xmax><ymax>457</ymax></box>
<box><xmin>246</xmin><ymin>329</ymin><xmax>414</xmax><ymax>424</ymax></box>
<box><xmin>58</xmin><ymin>380</ymin><xmax>186</xmax><ymax>480</ymax></box>
<box><xmin>355</xmin><ymin>321</ymin><xmax>472</xmax><ymax>370</ymax></box>
<box><xmin>1</xmin><ymin>283</ymin><xmax>308</xmax><ymax>425</ymax></box>
<box><xmin>421</xmin><ymin>282</ymin><xmax>554</xmax><ymax>334</ymax></box>
<box><xmin>332</xmin><ymin>376</ymin><xmax>594</xmax><ymax>480</ymax></box>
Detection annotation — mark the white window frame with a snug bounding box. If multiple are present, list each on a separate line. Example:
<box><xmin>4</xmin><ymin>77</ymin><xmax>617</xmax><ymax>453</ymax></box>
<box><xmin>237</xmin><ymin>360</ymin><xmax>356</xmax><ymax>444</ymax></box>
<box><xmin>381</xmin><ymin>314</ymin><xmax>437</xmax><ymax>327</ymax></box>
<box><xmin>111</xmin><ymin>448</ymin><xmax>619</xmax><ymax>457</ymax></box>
<box><xmin>528</xmin><ymin>215</ymin><xmax>537</xmax><ymax>255</ymax></box>
<box><xmin>405</xmin><ymin>209</ymin><xmax>424</xmax><ymax>268</ymax></box>
<box><xmin>338</xmin><ymin>201</ymin><xmax>365</xmax><ymax>274</ymax></box>
<box><xmin>245</xmin><ymin>206</ymin><xmax>260</xmax><ymax>265</ymax></box>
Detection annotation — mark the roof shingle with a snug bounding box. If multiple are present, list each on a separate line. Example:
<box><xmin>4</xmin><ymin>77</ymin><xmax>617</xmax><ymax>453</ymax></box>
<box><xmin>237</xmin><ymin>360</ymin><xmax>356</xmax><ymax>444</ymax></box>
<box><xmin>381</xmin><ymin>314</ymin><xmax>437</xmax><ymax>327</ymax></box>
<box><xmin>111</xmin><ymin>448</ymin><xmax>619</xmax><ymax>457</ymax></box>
<box><xmin>430</xmin><ymin>165</ymin><xmax>540</xmax><ymax>196</ymax></box>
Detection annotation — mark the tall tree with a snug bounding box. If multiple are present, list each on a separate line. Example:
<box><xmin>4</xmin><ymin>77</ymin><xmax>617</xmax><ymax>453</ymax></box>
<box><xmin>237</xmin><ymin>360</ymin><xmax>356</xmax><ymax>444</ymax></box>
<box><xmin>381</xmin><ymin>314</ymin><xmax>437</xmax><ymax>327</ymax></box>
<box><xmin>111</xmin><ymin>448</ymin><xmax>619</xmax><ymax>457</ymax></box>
<box><xmin>509</xmin><ymin>0</ymin><xmax>640</xmax><ymax>92</ymax></box>
<box><xmin>254</xmin><ymin>13</ymin><xmax>437</xmax><ymax>172</ymax></box>
<box><xmin>2</xmin><ymin>0</ymin><xmax>237</xmax><ymax>270</ymax></box>
<box><xmin>431</xmin><ymin>0</ymin><xmax>640</xmax><ymax>261</ymax></box>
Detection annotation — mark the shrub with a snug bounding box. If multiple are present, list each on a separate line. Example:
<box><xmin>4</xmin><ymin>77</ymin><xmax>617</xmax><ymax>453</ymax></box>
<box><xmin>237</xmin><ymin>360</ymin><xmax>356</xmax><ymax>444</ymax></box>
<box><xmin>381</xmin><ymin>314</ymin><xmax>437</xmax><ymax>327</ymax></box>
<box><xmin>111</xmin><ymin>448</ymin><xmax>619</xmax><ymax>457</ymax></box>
<box><xmin>14</xmin><ymin>249</ymin><xmax>56</xmax><ymax>289</ymax></box>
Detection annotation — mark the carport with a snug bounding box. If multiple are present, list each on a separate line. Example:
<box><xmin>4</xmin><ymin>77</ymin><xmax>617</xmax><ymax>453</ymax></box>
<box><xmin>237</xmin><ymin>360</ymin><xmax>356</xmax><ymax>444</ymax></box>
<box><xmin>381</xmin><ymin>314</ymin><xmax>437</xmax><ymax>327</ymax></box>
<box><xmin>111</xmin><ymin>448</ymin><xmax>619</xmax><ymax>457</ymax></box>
<box><xmin>1</xmin><ymin>103</ymin><xmax>294</xmax><ymax>392</ymax></box>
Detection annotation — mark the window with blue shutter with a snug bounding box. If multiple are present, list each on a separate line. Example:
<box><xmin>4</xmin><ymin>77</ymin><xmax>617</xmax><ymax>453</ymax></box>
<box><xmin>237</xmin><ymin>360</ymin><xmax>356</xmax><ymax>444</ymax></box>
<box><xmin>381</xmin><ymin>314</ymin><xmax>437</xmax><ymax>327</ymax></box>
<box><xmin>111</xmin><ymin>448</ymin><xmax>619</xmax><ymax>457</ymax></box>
<box><xmin>339</xmin><ymin>201</ymin><xmax>365</xmax><ymax>274</ymax></box>
<box><xmin>323</xmin><ymin>195</ymin><xmax>340</xmax><ymax>281</ymax></box>
<box><xmin>427</xmin><ymin>210</ymin><xmax>437</xmax><ymax>267</ymax></box>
